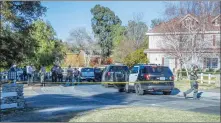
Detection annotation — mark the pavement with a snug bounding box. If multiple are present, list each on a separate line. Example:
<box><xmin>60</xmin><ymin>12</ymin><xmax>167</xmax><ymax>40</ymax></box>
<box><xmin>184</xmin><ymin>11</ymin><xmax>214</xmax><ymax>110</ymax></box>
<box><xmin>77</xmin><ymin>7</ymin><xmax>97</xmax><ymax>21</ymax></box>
<box><xmin>1</xmin><ymin>84</ymin><xmax>220</xmax><ymax>122</ymax></box>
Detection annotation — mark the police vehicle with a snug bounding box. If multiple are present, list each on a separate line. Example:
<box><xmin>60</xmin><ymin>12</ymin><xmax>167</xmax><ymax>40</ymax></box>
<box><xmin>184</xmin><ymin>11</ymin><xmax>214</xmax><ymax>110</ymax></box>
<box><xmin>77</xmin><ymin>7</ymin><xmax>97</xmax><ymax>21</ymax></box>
<box><xmin>126</xmin><ymin>64</ymin><xmax>174</xmax><ymax>95</ymax></box>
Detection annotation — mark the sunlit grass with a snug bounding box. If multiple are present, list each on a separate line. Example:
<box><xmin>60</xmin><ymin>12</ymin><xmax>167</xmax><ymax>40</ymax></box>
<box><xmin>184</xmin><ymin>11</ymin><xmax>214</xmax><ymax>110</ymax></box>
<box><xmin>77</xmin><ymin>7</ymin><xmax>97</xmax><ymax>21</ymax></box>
<box><xmin>69</xmin><ymin>107</ymin><xmax>220</xmax><ymax>122</ymax></box>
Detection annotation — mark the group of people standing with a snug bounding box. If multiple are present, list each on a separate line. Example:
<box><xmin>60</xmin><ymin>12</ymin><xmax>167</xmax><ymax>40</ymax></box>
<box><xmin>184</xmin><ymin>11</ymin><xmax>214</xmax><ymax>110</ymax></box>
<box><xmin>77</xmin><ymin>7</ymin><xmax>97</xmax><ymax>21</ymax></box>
<box><xmin>16</xmin><ymin>64</ymin><xmax>80</xmax><ymax>86</ymax></box>
<box><xmin>51</xmin><ymin>65</ymin><xmax>80</xmax><ymax>83</ymax></box>
<box><xmin>51</xmin><ymin>65</ymin><xmax>64</xmax><ymax>82</ymax></box>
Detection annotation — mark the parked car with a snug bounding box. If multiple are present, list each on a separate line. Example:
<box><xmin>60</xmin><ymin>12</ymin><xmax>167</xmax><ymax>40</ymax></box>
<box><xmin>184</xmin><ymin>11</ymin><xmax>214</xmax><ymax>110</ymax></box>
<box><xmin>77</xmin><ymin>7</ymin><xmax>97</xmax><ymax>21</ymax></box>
<box><xmin>101</xmin><ymin>64</ymin><xmax>129</xmax><ymax>91</ymax></box>
<box><xmin>126</xmin><ymin>64</ymin><xmax>174</xmax><ymax>95</ymax></box>
<box><xmin>79</xmin><ymin>67</ymin><xmax>95</xmax><ymax>82</ymax></box>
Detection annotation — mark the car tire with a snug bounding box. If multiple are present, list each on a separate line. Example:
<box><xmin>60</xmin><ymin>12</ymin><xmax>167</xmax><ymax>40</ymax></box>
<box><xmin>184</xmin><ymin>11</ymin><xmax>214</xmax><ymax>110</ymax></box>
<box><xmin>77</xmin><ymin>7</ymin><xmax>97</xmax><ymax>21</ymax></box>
<box><xmin>163</xmin><ymin>91</ymin><xmax>171</xmax><ymax>95</ymax></box>
<box><xmin>135</xmin><ymin>84</ymin><xmax>144</xmax><ymax>95</ymax></box>
<box><xmin>118</xmin><ymin>88</ymin><xmax>124</xmax><ymax>92</ymax></box>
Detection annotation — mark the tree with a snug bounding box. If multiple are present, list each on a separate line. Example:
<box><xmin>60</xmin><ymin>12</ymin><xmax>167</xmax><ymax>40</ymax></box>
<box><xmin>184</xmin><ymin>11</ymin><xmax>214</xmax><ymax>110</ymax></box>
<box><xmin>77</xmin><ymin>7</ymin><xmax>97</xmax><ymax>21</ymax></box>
<box><xmin>112</xmin><ymin>13</ymin><xmax>149</xmax><ymax>63</ymax></box>
<box><xmin>0</xmin><ymin>27</ymin><xmax>37</xmax><ymax>68</ymax></box>
<box><xmin>28</xmin><ymin>20</ymin><xmax>66</xmax><ymax>68</ymax></box>
<box><xmin>1</xmin><ymin>1</ymin><xmax>46</xmax><ymax>31</ymax></box>
<box><xmin>126</xmin><ymin>13</ymin><xmax>148</xmax><ymax>50</ymax></box>
<box><xmin>68</xmin><ymin>27</ymin><xmax>100</xmax><ymax>67</ymax></box>
<box><xmin>91</xmin><ymin>4</ymin><xmax>122</xmax><ymax>59</ymax></box>
<box><xmin>123</xmin><ymin>48</ymin><xmax>148</xmax><ymax>67</ymax></box>
<box><xmin>150</xmin><ymin>18</ymin><xmax>164</xmax><ymax>28</ymax></box>
<box><xmin>158</xmin><ymin>1</ymin><xmax>220</xmax><ymax>78</ymax></box>
<box><xmin>110</xmin><ymin>24</ymin><xmax>126</xmax><ymax>47</ymax></box>
<box><xmin>0</xmin><ymin>1</ymin><xmax>46</xmax><ymax>68</ymax></box>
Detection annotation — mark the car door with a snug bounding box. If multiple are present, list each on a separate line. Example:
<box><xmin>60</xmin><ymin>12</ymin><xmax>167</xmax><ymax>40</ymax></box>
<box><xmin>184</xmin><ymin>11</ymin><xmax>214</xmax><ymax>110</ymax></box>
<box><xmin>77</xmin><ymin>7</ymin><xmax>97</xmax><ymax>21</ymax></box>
<box><xmin>129</xmin><ymin>66</ymin><xmax>139</xmax><ymax>86</ymax></box>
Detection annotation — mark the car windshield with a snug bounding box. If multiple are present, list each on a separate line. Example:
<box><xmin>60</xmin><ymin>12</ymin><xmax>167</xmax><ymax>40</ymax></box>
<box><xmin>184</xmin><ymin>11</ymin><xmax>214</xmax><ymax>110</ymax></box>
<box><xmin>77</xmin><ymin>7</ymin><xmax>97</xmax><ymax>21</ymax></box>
<box><xmin>131</xmin><ymin>67</ymin><xmax>139</xmax><ymax>74</ymax></box>
<box><xmin>81</xmin><ymin>68</ymin><xmax>94</xmax><ymax>72</ymax></box>
<box><xmin>109</xmin><ymin>66</ymin><xmax>129</xmax><ymax>72</ymax></box>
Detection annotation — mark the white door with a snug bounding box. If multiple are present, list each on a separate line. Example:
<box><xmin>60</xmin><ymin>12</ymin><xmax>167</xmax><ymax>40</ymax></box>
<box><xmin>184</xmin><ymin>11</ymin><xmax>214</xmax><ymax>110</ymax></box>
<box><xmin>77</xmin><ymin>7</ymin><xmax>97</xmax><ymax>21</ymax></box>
<box><xmin>129</xmin><ymin>66</ymin><xmax>139</xmax><ymax>86</ymax></box>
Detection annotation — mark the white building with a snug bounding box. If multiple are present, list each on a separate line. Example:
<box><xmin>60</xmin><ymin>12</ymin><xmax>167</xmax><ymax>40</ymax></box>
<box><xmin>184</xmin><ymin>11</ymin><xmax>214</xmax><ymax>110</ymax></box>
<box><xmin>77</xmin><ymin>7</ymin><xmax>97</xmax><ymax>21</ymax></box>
<box><xmin>145</xmin><ymin>14</ymin><xmax>220</xmax><ymax>71</ymax></box>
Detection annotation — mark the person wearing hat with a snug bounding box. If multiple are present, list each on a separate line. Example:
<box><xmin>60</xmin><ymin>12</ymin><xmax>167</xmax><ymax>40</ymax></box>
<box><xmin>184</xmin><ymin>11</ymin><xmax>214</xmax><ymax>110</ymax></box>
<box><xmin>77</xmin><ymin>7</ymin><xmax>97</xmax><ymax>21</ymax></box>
<box><xmin>183</xmin><ymin>64</ymin><xmax>199</xmax><ymax>99</ymax></box>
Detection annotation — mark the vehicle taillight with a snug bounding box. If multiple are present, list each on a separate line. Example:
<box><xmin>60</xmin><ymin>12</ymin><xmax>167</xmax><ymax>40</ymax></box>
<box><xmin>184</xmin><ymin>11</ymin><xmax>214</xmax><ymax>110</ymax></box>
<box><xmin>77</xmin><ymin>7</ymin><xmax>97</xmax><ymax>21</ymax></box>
<box><xmin>170</xmin><ymin>76</ymin><xmax>174</xmax><ymax>80</ymax></box>
<box><xmin>144</xmin><ymin>74</ymin><xmax>150</xmax><ymax>80</ymax></box>
<box><xmin>107</xmin><ymin>72</ymin><xmax>111</xmax><ymax>76</ymax></box>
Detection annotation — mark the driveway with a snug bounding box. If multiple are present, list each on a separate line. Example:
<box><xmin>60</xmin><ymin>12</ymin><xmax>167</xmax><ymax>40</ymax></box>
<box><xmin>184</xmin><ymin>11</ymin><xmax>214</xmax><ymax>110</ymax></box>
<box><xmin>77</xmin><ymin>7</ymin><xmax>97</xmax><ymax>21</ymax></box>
<box><xmin>1</xmin><ymin>85</ymin><xmax>220</xmax><ymax>122</ymax></box>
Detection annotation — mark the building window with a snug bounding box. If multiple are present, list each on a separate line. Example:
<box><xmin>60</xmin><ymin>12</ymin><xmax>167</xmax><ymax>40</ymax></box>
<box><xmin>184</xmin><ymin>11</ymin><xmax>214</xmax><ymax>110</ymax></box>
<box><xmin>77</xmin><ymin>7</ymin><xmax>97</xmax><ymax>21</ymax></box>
<box><xmin>205</xmin><ymin>58</ymin><xmax>218</xmax><ymax>68</ymax></box>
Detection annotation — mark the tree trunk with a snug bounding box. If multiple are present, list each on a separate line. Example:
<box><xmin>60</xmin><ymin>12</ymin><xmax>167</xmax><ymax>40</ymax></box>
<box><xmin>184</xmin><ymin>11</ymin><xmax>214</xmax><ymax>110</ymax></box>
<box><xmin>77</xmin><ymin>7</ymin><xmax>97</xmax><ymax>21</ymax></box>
<box><xmin>179</xmin><ymin>59</ymin><xmax>183</xmax><ymax>80</ymax></box>
<box><xmin>183</xmin><ymin>63</ymin><xmax>189</xmax><ymax>79</ymax></box>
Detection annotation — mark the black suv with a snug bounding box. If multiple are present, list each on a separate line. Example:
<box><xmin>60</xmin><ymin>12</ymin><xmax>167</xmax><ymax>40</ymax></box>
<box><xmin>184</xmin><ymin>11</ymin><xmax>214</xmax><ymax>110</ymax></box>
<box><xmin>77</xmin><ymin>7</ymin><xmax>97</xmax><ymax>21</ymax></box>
<box><xmin>101</xmin><ymin>64</ymin><xmax>129</xmax><ymax>91</ymax></box>
<box><xmin>126</xmin><ymin>64</ymin><xmax>174</xmax><ymax>95</ymax></box>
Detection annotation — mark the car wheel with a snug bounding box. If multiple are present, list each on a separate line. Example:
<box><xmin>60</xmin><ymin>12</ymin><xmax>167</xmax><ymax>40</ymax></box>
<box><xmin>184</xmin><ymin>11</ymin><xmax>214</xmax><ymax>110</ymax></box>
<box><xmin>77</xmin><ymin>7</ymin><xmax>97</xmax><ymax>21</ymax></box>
<box><xmin>118</xmin><ymin>88</ymin><xmax>124</xmax><ymax>92</ymax></box>
<box><xmin>125</xmin><ymin>84</ymin><xmax>130</xmax><ymax>93</ymax></box>
<box><xmin>135</xmin><ymin>84</ymin><xmax>144</xmax><ymax>95</ymax></box>
<box><xmin>163</xmin><ymin>91</ymin><xmax>171</xmax><ymax>95</ymax></box>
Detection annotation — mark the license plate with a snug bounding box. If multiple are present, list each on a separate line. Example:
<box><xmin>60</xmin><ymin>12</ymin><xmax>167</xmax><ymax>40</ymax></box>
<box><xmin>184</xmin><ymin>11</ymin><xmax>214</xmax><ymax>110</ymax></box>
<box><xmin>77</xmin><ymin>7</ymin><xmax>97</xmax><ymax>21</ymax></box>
<box><xmin>160</xmin><ymin>77</ymin><xmax>165</xmax><ymax>80</ymax></box>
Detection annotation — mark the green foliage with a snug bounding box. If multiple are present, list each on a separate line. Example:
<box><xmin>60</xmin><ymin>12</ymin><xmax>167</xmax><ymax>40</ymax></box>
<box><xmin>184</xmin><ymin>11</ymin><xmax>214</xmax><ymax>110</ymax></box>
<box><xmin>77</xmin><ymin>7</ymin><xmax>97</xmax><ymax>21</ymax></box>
<box><xmin>0</xmin><ymin>1</ymin><xmax>46</xmax><ymax>68</ymax></box>
<box><xmin>123</xmin><ymin>48</ymin><xmax>149</xmax><ymax>67</ymax></box>
<box><xmin>91</xmin><ymin>4</ymin><xmax>122</xmax><ymax>58</ymax></box>
<box><xmin>28</xmin><ymin>20</ymin><xmax>67</xmax><ymax>68</ymax></box>
<box><xmin>1</xmin><ymin>1</ymin><xmax>46</xmax><ymax>31</ymax></box>
<box><xmin>110</xmin><ymin>24</ymin><xmax>126</xmax><ymax>47</ymax></box>
<box><xmin>150</xmin><ymin>18</ymin><xmax>163</xmax><ymax>28</ymax></box>
<box><xmin>111</xmin><ymin>17</ymin><xmax>149</xmax><ymax>63</ymax></box>
<box><xmin>0</xmin><ymin>26</ymin><xmax>37</xmax><ymax>68</ymax></box>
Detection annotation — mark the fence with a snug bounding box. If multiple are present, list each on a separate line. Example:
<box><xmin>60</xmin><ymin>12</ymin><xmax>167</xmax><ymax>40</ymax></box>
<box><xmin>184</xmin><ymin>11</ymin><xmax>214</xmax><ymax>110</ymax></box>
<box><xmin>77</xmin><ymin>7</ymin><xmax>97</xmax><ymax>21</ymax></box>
<box><xmin>197</xmin><ymin>73</ymin><xmax>220</xmax><ymax>87</ymax></box>
<box><xmin>1</xmin><ymin>84</ymin><xmax>25</xmax><ymax>110</ymax></box>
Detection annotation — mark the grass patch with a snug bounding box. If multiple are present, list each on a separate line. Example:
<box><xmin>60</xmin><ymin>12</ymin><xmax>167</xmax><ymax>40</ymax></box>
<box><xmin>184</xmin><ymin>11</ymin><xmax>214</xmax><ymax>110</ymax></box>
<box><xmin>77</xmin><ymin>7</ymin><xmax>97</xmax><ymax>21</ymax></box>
<box><xmin>69</xmin><ymin>107</ymin><xmax>220</xmax><ymax>122</ymax></box>
<box><xmin>174</xmin><ymin>80</ymin><xmax>218</xmax><ymax>92</ymax></box>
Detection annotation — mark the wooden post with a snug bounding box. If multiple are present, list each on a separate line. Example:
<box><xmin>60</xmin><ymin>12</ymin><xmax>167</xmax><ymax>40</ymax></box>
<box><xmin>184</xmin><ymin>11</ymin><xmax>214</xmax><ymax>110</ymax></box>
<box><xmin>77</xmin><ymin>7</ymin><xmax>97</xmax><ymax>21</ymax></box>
<box><xmin>201</xmin><ymin>73</ymin><xmax>203</xmax><ymax>84</ymax></box>
<box><xmin>208</xmin><ymin>74</ymin><xmax>211</xmax><ymax>84</ymax></box>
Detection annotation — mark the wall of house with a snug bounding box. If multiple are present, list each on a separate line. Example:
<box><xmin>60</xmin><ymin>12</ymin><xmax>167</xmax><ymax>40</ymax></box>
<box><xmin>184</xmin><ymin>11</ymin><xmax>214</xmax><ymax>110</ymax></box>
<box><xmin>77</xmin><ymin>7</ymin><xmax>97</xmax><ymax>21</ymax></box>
<box><xmin>148</xmin><ymin>35</ymin><xmax>163</xmax><ymax>49</ymax></box>
<box><xmin>147</xmin><ymin>33</ymin><xmax>220</xmax><ymax>70</ymax></box>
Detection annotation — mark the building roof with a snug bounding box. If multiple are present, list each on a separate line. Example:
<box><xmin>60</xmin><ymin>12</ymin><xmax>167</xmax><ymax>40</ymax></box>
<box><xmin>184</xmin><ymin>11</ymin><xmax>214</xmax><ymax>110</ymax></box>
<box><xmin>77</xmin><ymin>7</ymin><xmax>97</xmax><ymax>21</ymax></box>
<box><xmin>148</xmin><ymin>14</ymin><xmax>220</xmax><ymax>34</ymax></box>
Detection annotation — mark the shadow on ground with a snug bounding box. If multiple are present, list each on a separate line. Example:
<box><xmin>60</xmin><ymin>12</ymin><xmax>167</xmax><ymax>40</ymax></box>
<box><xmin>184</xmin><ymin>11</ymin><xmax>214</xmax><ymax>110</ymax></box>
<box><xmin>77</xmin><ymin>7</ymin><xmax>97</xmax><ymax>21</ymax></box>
<box><xmin>1</xmin><ymin>92</ymin><xmax>130</xmax><ymax>122</ymax></box>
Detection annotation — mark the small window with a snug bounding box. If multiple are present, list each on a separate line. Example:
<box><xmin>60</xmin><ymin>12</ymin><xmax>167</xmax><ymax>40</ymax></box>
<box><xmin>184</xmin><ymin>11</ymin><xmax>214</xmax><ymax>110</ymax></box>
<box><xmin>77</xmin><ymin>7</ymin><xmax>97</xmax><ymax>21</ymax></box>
<box><xmin>212</xmin><ymin>58</ymin><xmax>218</xmax><ymax>68</ymax></box>
<box><xmin>205</xmin><ymin>58</ymin><xmax>218</xmax><ymax>68</ymax></box>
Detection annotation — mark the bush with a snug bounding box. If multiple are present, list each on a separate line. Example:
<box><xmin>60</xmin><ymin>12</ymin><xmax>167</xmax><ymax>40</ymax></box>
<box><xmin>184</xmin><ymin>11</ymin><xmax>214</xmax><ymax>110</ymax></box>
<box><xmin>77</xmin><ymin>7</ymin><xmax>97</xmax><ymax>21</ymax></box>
<box><xmin>123</xmin><ymin>49</ymin><xmax>148</xmax><ymax>67</ymax></box>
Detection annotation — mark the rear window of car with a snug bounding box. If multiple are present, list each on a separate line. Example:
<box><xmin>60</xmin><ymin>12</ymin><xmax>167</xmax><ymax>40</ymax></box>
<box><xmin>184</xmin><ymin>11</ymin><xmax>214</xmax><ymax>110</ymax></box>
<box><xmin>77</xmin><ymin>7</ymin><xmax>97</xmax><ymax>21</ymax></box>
<box><xmin>94</xmin><ymin>68</ymin><xmax>101</xmax><ymax>73</ymax></box>
<box><xmin>108</xmin><ymin>66</ymin><xmax>129</xmax><ymax>72</ymax></box>
<box><xmin>81</xmin><ymin>68</ymin><xmax>94</xmax><ymax>72</ymax></box>
<box><xmin>143</xmin><ymin>66</ymin><xmax>173</xmax><ymax>75</ymax></box>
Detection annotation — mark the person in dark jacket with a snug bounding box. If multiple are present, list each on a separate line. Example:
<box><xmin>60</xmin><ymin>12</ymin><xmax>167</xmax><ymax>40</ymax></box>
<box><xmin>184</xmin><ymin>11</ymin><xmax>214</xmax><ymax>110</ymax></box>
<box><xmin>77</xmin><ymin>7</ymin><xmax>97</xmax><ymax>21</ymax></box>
<box><xmin>183</xmin><ymin>64</ymin><xmax>199</xmax><ymax>99</ymax></box>
<box><xmin>51</xmin><ymin>65</ymin><xmax>58</xmax><ymax>82</ymax></box>
<box><xmin>57</xmin><ymin>66</ymin><xmax>64</xmax><ymax>82</ymax></box>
